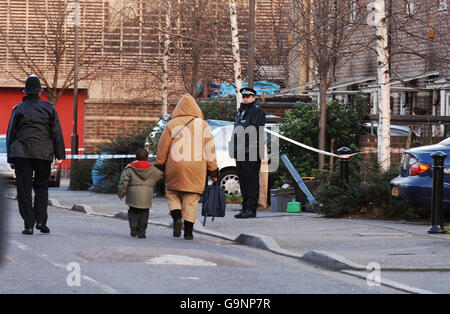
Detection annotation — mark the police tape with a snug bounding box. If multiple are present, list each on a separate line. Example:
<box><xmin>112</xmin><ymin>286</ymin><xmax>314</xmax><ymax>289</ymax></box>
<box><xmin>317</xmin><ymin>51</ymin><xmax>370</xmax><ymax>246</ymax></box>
<box><xmin>264</xmin><ymin>128</ymin><xmax>407</xmax><ymax>158</ymax></box>
<box><xmin>63</xmin><ymin>132</ymin><xmax>404</xmax><ymax>161</ymax></box>
<box><xmin>64</xmin><ymin>154</ymin><xmax>156</xmax><ymax>160</ymax></box>
<box><xmin>264</xmin><ymin>128</ymin><xmax>359</xmax><ymax>158</ymax></box>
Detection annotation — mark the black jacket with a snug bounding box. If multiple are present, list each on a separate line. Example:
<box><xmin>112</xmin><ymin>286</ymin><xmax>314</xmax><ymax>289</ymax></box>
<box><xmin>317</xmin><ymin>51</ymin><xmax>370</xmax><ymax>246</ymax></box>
<box><xmin>230</xmin><ymin>101</ymin><xmax>266</xmax><ymax>161</ymax></box>
<box><xmin>6</xmin><ymin>95</ymin><xmax>66</xmax><ymax>163</ymax></box>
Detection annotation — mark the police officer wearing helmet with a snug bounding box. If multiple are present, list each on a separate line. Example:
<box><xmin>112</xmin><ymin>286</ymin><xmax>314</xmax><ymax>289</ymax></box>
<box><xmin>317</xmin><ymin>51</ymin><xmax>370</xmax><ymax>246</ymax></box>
<box><xmin>230</xmin><ymin>87</ymin><xmax>266</xmax><ymax>219</ymax></box>
<box><xmin>7</xmin><ymin>75</ymin><xmax>65</xmax><ymax>235</ymax></box>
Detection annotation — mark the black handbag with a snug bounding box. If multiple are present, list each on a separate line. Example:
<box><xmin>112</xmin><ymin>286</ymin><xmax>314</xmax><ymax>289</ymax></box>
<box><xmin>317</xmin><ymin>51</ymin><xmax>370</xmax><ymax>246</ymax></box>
<box><xmin>201</xmin><ymin>182</ymin><xmax>226</xmax><ymax>226</ymax></box>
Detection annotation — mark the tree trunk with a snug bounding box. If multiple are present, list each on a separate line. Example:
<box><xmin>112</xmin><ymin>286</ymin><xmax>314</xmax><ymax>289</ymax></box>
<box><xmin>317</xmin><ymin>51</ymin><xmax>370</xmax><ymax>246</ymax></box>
<box><xmin>162</xmin><ymin>0</ymin><xmax>171</xmax><ymax>117</ymax></box>
<box><xmin>248</xmin><ymin>0</ymin><xmax>256</xmax><ymax>89</ymax></box>
<box><xmin>318</xmin><ymin>73</ymin><xmax>328</xmax><ymax>171</ymax></box>
<box><xmin>375</xmin><ymin>0</ymin><xmax>391</xmax><ymax>171</ymax></box>
<box><xmin>229</xmin><ymin>0</ymin><xmax>242</xmax><ymax>109</ymax></box>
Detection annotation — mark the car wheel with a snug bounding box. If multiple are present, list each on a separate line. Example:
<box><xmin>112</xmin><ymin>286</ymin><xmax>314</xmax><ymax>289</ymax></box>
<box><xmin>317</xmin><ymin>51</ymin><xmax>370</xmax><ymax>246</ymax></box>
<box><xmin>218</xmin><ymin>169</ymin><xmax>240</xmax><ymax>195</ymax></box>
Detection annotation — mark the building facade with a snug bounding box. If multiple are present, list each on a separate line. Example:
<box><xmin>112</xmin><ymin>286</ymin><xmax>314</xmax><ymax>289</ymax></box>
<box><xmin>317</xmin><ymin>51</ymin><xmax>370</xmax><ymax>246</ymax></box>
<box><xmin>0</xmin><ymin>0</ymin><xmax>291</xmax><ymax>152</ymax></box>
<box><xmin>288</xmin><ymin>0</ymin><xmax>450</xmax><ymax>137</ymax></box>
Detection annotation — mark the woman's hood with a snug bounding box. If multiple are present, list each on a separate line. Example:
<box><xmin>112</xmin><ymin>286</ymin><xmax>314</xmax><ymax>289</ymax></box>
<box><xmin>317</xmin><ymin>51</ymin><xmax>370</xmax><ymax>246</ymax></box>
<box><xmin>171</xmin><ymin>94</ymin><xmax>204</xmax><ymax>119</ymax></box>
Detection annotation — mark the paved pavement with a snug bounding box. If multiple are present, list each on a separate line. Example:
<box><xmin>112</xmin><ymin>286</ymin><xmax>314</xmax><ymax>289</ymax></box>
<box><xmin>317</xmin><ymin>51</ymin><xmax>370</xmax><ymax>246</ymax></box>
<box><xmin>5</xmin><ymin>178</ymin><xmax>450</xmax><ymax>293</ymax></box>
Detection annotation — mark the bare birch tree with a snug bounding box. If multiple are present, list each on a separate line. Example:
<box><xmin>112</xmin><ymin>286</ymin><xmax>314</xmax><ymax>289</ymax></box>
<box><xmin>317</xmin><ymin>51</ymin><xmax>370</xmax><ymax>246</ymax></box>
<box><xmin>367</xmin><ymin>0</ymin><xmax>450</xmax><ymax>169</ymax></box>
<box><xmin>229</xmin><ymin>0</ymin><xmax>243</xmax><ymax>109</ymax></box>
<box><xmin>162</xmin><ymin>0</ymin><xmax>172</xmax><ymax>117</ymax></box>
<box><xmin>367</xmin><ymin>0</ymin><xmax>391</xmax><ymax>171</ymax></box>
<box><xmin>290</xmin><ymin>0</ymin><xmax>368</xmax><ymax>170</ymax></box>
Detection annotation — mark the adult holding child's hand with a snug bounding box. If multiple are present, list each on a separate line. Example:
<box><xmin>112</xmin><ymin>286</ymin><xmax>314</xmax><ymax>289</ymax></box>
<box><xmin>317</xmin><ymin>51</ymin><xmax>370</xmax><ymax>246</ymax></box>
<box><xmin>156</xmin><ymin>94</ymin><xmax>219</xmax><ymax>240</ymax></box>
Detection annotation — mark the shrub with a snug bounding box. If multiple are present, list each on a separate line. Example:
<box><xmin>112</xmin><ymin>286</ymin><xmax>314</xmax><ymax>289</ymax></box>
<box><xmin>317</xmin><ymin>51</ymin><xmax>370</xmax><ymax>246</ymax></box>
<box><xmin>198</xmin><ymin>98</ymin><xmax>237</xmax><ymax>121</ymax></box>
<box><xmin>90</xmin><ymin>125</ymin><xmax>156</xmax><ymax>194</ymax></box>
<box><xmin>313</xmin><ymin>156</ymin><xmax>428</xmax><ymax>221</ymax></box>
<box><xmin>69</xmin><ymin>160</ymin><xmax>96</xmax><ymax>191</ymax></box>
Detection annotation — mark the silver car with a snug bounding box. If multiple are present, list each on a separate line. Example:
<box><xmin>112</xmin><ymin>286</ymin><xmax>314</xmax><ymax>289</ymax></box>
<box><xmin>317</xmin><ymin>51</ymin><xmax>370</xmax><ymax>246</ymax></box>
<box><xmin>0</xmin><ymin>135</ymin><xmax>15</xmax><ymax>180</ymax></box>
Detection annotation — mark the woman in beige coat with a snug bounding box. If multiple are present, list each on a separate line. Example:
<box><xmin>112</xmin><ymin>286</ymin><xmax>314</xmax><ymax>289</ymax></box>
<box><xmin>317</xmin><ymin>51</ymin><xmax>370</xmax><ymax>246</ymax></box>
<box><xmin>156</xmin><ymin>94</ymin><xmax>218</xmax><ymax>240</ymax></box>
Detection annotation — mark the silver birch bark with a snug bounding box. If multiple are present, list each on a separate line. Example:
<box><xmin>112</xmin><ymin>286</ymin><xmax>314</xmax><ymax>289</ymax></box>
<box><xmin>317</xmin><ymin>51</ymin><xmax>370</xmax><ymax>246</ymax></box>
<box><xmin>162</xmin><ymin>0</ymin><xmax>172</xmax><ymax>117</ymax></box>
<box><xmin>369</xmin><ymin>0</ymin><xmax>391</xmax><ymax>171</ymax></box>
<box><xmin>229</xmin><ymin>0</ymin><xmax>242</xmax><ymax>109</ymax></box>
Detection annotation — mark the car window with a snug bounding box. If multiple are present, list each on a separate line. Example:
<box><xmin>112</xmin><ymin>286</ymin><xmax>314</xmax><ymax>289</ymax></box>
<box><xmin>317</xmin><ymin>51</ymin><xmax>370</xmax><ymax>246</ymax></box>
<box><xmin>207</xmin><ymin>120</ymin><xmax>233</xmax><ymax>131</ymax></box>
<box><xmin>0</xmin><ymin>138</ymin><xmax>6</xmax><ymax>154</ymax></box>
<box><xmin>390</xmin><ymin>128</ymin><xmax>409</xmax><ymax>136</ymax></box>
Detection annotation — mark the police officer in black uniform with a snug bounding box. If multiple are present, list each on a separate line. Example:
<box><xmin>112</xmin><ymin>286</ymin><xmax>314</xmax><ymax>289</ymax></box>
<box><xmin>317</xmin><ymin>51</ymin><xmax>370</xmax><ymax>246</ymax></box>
<box><xmin>7</xmin><ymin>75</ymin><xmax>66</xmax><ymax>235</ymax></box>
<box><xmin>231</xmin><ymin>88</ymin><xmax>266</xmax><ymax>219</ymax></box>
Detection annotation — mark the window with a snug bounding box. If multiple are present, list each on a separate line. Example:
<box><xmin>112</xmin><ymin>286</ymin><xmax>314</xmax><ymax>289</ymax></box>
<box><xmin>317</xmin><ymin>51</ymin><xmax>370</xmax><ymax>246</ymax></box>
<box><xmin>439</xmin><ymin>0</ymin><xmax>448</xmax><ymax>11</ymax></box>
<box><xmin>406</xmin><ymin>0</ymin><xmax>414</xmax><ymax>15</ymax></box>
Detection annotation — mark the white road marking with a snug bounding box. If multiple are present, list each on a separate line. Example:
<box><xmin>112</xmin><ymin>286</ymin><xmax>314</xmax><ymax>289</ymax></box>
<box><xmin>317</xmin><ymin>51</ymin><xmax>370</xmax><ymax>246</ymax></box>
<box><xmin>9</xmin><ymin>239</ymin><xmax>120</xmax><ymax>294</ymax></box>
<box><xmin>145</xmin><ymin>254</ymin><xmax>217</xmax><ymax>267</ymax></box>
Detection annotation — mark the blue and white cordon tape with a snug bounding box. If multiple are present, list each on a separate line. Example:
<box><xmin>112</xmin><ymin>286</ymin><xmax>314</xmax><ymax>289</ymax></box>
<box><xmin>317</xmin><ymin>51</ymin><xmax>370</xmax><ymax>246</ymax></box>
<box><xmin>64</xmin><ymin>154</ymin><xmax>156</xmax><ymax>160</ymax></box>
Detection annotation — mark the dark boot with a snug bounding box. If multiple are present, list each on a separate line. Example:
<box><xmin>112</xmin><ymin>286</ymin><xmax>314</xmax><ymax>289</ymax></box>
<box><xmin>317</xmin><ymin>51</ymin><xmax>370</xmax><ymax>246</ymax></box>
<box><xmin>128</xmin><ymin>208</ymin><xmax>139</xmax><ymax>237</ymax></box>
<box><xmin>237</xmin><ymin>209</ymin><xmax>256</xmax><ymax>219</ymax></box>
<box><xmin>234</xmin><ymin>209</ymin><xmax>246</xmax><ymax>218</ymax></box>
<box><xmin>130</xmin><ymin>227</ymin><xmax>138</xmax><ymax>237</ymax></box>
<box><xmin>137</xmin><ymin>209</ymin><xmax>149</xmax><ymax>239</ymax></box>
<box><xmin>184</xmin><ymin>221</ymin><xmax>194</xmax><ymax>240</ymax></box>
<box><xmin>36</xmin><ymin>223</ymin><xmax>50</xmax><ymax>233</ymax></box>
<box><xmin>170</xmin><ymin>210</ymin><xmax>182</xmax><ymax>237</ymax></box>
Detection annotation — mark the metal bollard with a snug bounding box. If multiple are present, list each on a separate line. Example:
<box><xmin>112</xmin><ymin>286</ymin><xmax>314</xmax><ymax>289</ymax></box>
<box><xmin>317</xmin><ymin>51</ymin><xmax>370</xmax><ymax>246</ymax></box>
<box><xmin>428</xmin><ymin>151</ymin><xmax>447</xmax><ymax>234</ymax></box>
<box><xmin>338</xmin><ymin>147</ymin><xmax>352</xmax><ymax>189</ymax></box>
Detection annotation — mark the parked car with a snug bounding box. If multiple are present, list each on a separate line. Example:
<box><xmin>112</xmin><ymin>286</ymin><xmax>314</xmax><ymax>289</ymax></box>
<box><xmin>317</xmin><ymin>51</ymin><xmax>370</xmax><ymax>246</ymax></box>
<box><xmin>145</xmin><ymin>117</ymin><xmax>278</xmax><ymax>195</ymax></box>
<box><xmin>0</xmin><ymin>135</ymin><xmax>15</xmax><ymax>180</ymax></box>
<box><xmin>390</xmin><ymin>137</ymin><xmax>450</xmax><ymax>213</ymax></box>
<box><xmin>364</xmin><ymin>122</ymin><xmax>421</xmax><ymax>137</ymax></box>
<box><xmin>0</xmin><ymin>134</ymin><xmax>61</xmax><ymax>187</ymax></box>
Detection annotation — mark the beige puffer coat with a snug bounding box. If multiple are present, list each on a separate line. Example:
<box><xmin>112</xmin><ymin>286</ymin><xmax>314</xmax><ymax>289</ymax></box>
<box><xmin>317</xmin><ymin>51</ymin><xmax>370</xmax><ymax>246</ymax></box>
<box><xmin>156</xmin><ymin>94</ymin><xmax>218</xmax><ymax>194</ymax></box>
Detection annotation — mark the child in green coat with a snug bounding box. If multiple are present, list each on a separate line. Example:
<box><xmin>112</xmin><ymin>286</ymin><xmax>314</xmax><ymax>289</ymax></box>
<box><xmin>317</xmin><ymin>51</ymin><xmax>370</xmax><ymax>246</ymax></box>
<box><xmin>118</xmin><ymin>148</ymin><xmax>164</xmax><ymax>238</ymax></box>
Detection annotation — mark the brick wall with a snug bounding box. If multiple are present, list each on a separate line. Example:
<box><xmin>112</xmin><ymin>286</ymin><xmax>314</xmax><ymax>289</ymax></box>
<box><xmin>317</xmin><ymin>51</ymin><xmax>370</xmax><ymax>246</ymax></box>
<box><xmin>359</xmin><ymin>135</ymin><xmax>447</xmax><ymax>165</ymax></box>
<box><xmin>84</xmin><ymin>99</ymin><xmax>177</xmax><ymax>153</ymax></box>
<box><xmin>260</xmin><ymin>103</ymin><xmax>295</xmax><ymax>117</ymax></box>
<box><xmin>359</xmin><ymin>136</ymin><xmax>411</xmax><ymax>165</ymax></box>
<box><xmin>84</xmin><ymin>98</ymin><xmax>297</xmax><ymax>153</ymax></box>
